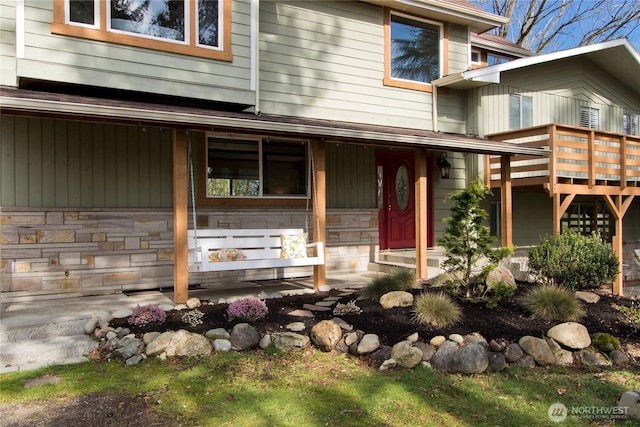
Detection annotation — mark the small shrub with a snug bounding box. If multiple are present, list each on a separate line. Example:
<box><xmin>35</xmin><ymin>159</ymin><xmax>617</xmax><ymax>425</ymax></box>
<box><xmin>361</xmin><ymin>269</ymin><xmax>417</xmax><ymax>301</ymax></box>
<box><xmin>333</xmin><ymin>300</ymin><xmax>362</xmax><ymax>316</ymax></box>
<box><xmin>482</xmin><ymin>281</ymin><xmax>516</xmax><ymax>309</ymax></box>
<box><xmin>127</xmin><ymin>304</ymin><xmax>166</xmax><ymax>327</ymax></box>
<box><xmin>613</xmin><ymin>302</ymin><xmax>640</xmax><ymax>334</ymax></box>
<box><xmin>181</xmin><ymin>309</ymin><xmax>204</xmax><ymax>327</ymax></box>
<box><xmin>227</xmin><ymin>297</ymin><xmax>269</xmax><ymax>322</ymax></box>
<box><xmin>412</xmin><ymin>292</ymin><xmax>462</xmax><ymax>328</ymax></box>
<box><xmin>527</xmin><ymin>230</ymin><xmax>618</xmax><ymax>291</ymax></box>
<box><xmin>521</xmin><ymin>285</ymin><xmax>584</xmax><ymax>322</ymax></box>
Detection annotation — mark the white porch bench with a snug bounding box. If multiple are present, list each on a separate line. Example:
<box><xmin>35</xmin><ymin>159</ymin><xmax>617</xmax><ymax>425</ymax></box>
<box><xmin>187</xmin><ymin>229</ymin><xmax>324</xmax><ymax>272</ymax></box>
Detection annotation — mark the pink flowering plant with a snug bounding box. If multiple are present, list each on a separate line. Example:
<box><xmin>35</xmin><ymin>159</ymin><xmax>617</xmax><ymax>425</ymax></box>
<box><xmin>227</xmin><ymin>297</ymin><xmax>269</xmax><ymax>322</ymax></box>
<box><xmin>128</xmin><ymin>304</ymin><xmax>166</xmax><ymax>327</ymax></box>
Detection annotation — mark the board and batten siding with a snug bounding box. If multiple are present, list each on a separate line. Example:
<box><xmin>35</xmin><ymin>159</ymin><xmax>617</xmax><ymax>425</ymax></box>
<box><xmin>0</xmin><ymin>116</ymin><xmax>173</xmax><ymax>208</ymax></box>
<box><xmin>258</xmin><ymin>1</ymin><xmax>469</xmax><ymax>132</ymax></box>
<box><xmin>326</xmin><ymin>143</ymin><xmax>376</xmax><ymax>209</ymax></box>
<box><xmin>15</xmin><ymin>1</ymin><xmax>254</xmax><ymax>105</ymax></box>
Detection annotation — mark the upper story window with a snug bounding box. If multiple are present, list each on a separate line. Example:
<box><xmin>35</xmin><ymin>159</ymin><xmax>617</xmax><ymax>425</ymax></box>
<box><xmin>487</xmin><ymin>53</ymin><xmax>509</xmax><ymax>66</ymax></box>
<box><xmin>53</xmin><ymin>0</ymin><xmax>232</xmax><ymax>61</ymax></box>
<box><xmin>470</xmin><ymin>49</ymin><xmax>481</xmax><ymax>66</ymax></box>
<box><xmin>384</xmin><ymin>10</ymin><xmax>446</xmax><ymax>92</ymax></box>
<box><xmin>624</xmin><ymin>113</ymin><xmax>640</xmax><ymax>136</ymax></box>
<box><xmin>580</xmin><ymin>106</ymin><xmax>600</xmax><ymax>129</ymax></box>
<box><xmin>206</xmin><ymin>135</ymin><xmax>309</xmax><ymax>199</ymax></box>
<box><xmin>509</xmin><ymin>94</ymin><xmax>533</xmax><ymax>129</ymax></box>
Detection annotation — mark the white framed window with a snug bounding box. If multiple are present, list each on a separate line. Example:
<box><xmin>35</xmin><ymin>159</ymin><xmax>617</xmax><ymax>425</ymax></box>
<box><xmin>509</xmin><ymin>94</ymin><xmax>533</xmax><ymax>129</ymax></box>
<box><xmin>623</xmin><ymin>113</ymin><xmax>640</xmax><ymax>136</ymax></box>
<box><xmin>580</xmin><ymin>106</ymin><xmax>600</xmax><ymax>129</ymax></box>
<box><xmin>470</xmin><ymin>48</ymin><xmax>481</xmax><ymax>66</ymax></box>
<box><xmin>206</xmin><ymin>135</ymin><xmax>309</xmax><ymax>198</ymax></box>
<box><xmin>67</xmin><ymin>0</ymin><xmax>99</xmax><ymax>29</ymax></box>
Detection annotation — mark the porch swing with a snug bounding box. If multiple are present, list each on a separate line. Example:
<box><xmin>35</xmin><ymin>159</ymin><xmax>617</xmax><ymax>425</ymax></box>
<box><xmin>186</xmin><ymin>140</ymin><xmax>325</xmax><ymax>273</ymax></box>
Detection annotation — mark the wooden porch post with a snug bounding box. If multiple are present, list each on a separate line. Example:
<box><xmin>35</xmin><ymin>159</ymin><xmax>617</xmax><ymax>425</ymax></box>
<box><xmin>604</xmin><ymin>194</ymin><xmax>635</xmax><ymax>296</ymax></box>
<box><xmin>415</xmin><ymin>148</ymin><xmax>428</xmax><ymax>280</ymax></box>
<box><xmin>311</xmin><ymin>140</ymin><xmax>326</xmax><ymax>290</ymax></box>
<box><xmin>500</xmin><ymin>155</ymin><xmax>513</xmax><ymax>247</ymax></box>
<box><xmin>173</xmin><ymin>128</ymin><xmax>189</xmax><ymax>303</ymax></box>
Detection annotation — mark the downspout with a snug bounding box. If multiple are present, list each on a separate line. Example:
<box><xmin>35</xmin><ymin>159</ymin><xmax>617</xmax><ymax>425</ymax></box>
<box><xmin>252</xmin><ymin>0</ymin><xmax>260</xmax><ymax>115</ymax></box>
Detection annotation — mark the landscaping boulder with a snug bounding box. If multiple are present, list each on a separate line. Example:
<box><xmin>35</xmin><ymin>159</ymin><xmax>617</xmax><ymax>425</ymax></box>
<box><xmin>547</xmin><ymin>322</ymin><xmax>591</xmax><ymax>349</ymax></box>
<box><xmin>450</xmin><ymin>343</ymin><xmax>489</xmax><ymax>374</ymax></box>
<box><xmin>579</xmin><ymin>350</ymin><xmax>610</xmax><ymax>366</ymax></box>
<box><xmin>430</xmin><ymin>340</ymin><xmax>459</xmax><ymax>373</ymax></box>
<box><xmin>166</xmin><ymin>330</ymin><xmax>213</xmax><ymax>357</ymax></box>
<box><xmin>487</xmin><ymin>352</ymin><xmax>507</xmax><ymax>372</ymax></box>
<box><xmin>357</xmin><ymin>334</ymin><xmax>380</xmax><ymax>354</ymax></box>
<box><xmin>575</xmin><ymin>291</ymin><xmax>600</xmax><ymax>304</ymax></box>
<box><xmin>518</xmin><ymin>336</ymin><xmax>557</xmax><ymax>366</ymax></box>
<box><xmin>270</xmin><ymin>332</ymin><xmax>310</xmax><ymax>352</ymax></box>
<box><xmin>146</xmin><ymin>331</ymin><xmax>175</xmax><ymax>356</ymax></box>
<box><xmin>379</xmin><ymin>291</ymin><xmax>414</xmax><ymax>309</ymax></box>
<box><xmin>390</xmin><ymin>340</ymin><xmax>423</xmax><ymax>369</ymax></box>
<box><xmin>230</xmin><ymin>323</ymin><xmax>260</xmax><ymax>351</ymax></box>
<box><xmin>310</xmin><ymin>320</ymin><xmax>343</xmax><ymax>352</ymax></box>
<box><xmin>485</xmin><ymin>266</ymin><xmax>517</xmax><ymax>289</ymax></box>
<box><xmin>504</xmin><ymin>343</ymin><xmax>524</xmax><ymax>362</ymax></box>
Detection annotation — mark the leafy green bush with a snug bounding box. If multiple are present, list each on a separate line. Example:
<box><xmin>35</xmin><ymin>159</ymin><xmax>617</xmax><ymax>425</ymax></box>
<box><xmin>521</xmin><ymin>285</ymin><xmax>584</xmax><ymax>322</ymax></box>
<box><xmin>412</xmin><ymin>292</ymin><xmax>462</xmax><ymax>328</ymax></box>
<box><xmin>527</xmin><ymin>230</ymin><xmax>618</xmax><ymax>291</ymax></box>
<box><xmin>361</xmin><ymin>269</ymin><xmax>417</xmax><ymax>301</ymax></box>
<box><xmin>482</xmin><ymin>281</ymin><xmax>516</xmax><ymax>309</ymax></box>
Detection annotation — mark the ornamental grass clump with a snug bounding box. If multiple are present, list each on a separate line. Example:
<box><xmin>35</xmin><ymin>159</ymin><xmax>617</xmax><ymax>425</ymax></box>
<box><xmin>361</xmin><ymin>269</ymin><xmax>418</xmax><ymax>301</ymax></box>
<box><xmin>127</xmin><ymin>304</ymin><xmax>166</xmax><ymax>327</ymax></box>
<box><xmin>412</xmin><ymin>292</ymin><xmax>462</xmax><ymax>328</ymax></box>
<box><xmin>521</xmin><ymin>285</ymin><xmax>584</xmax><ymax>322</ymax></box>
<box><xmin>227</xmin><ymin>297</ymin><xmax>268</xmax><ymax>322</ymax></box>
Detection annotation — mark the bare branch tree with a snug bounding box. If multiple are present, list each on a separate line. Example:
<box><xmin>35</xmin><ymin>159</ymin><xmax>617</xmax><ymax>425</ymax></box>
<box><xmin>472</xmin><ymin>0</ymin><xmax>640</xmax><ymax>53</ymax></box>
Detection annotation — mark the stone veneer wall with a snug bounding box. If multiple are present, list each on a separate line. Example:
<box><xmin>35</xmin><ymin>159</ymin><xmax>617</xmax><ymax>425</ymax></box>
<box><xmin>0</xmin><ymin>207</ymin><xmax>379</xmax><ymax>297</ymax></box>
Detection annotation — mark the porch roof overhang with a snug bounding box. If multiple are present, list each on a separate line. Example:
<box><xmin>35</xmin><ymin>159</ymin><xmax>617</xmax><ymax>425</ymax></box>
<box><xmin>0</xmin><ymin>86</ymin><xmax>548</xmax><ymax>157</ymax></box>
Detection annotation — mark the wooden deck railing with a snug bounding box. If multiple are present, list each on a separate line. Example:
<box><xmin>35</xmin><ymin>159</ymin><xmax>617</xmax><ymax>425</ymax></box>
<box><xmin>485</xmin><ymin>124</ymin><xmax>640</xmax><ymax>189</ymax></box>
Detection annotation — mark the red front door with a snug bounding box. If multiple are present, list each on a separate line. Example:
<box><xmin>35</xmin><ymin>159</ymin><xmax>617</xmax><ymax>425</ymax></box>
<box><xmin>377</xmin><ymin>151</ymin><xmax>416</xmax><ymax>249</ymax></box>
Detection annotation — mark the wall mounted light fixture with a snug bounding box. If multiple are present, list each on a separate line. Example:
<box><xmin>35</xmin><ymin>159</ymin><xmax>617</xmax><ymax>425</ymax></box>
<box><xmin>437</xmin><ymin>152</ymin><xmax>451</xmax><ymax>179</ymax></box>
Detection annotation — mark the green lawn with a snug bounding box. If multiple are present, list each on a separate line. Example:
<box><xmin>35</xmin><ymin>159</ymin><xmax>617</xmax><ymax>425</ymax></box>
<box><xmin>1</xmin><ymin>350</ymin><xmax>638</xmax><ymax>426</ymax></box>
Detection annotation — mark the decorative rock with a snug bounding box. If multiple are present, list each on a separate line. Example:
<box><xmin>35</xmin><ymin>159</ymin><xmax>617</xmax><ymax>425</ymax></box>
<box><xmin>450</xmin><ymin>343</ymin><xmax>489</xmax><ymax>374</ymax></box>
<box><xmin>143</xmin><ymin>332</ymin><xmax>161</xmax><ymax>345</ymax></box>
<box><xmin>331</xmin><ymin>317</ymin><xmax>353</xmax><ymax>331</ymax></box>
<box><xmin>106</xmin><ymin>331</ymin><xmax>117</xmax><ymax>340</ymax></box>
<box><xmin>554</xmin><ymin>349</ymin><xmax>575</xmax><ymax>366</ymax></box>
<box><xmin>112</xmin><ymin>309</ymin><xmax>133</xmax><ymax>319</ymax></box>
<box><xmin>504</xmin><ymin>343</ymin><xmax>524</xmax><ymax>362</ymax></box>
<box><xmin>430</xmin><ymin>340</ymin><xmax>459</xmax><ymax>373</ymax></box>
<box><xmin>430</xmin><ymin>336</ymin><xmax>446</xmax><ymax>347</ymax></box>
<box><xmin>618</xmin><ymin>390</ymin><xmax>640</xmax><ymax>420</ymax></box>
<box><xmin>310</xmin><ymin>320</ymin><xmax>343</xmax><ymax>352</ymax></box>
<box><xmin>357</xmin><ymin>334</ymin><xmax>380</xmax><ymax>354</ymax></box>
<box><xmin>414</xmin><ymin>342</ymin><xmax>435</xmax><ymax>362</ymax></box>
<box><xmin>159</xmin><ymin>303</ymin><xmax>174</xmax><ymax>311</ymax></box>
<box><xmin>487</xmin><ymin>352</ymin><xmax>507</xmax><ymax>372</ymax></box>
<box><xmin>186</xmin><ymin>297</ymin><xmax>201</xmax><ymax>309</ymax></box>
<box><xmin>379</xmin><ymin>359</ymin><xmax>397</xmax><ymax>371</ymax></box>
<box><xmin>518</xmin><ymin>336</ymin><xmax>557</xmax><ymax>366</ymax></box>
<box><xmin>270</xmin><ymin>332</ymin><xmax>310</xmax><ymax>352</ymax></box>
<box><xmin>213</xmin><ymin>339</ymin><xmax>232</xmax><ymax>352</ymax></box>
<box><xmin>490</xmin><ymin>338</ymin><xmax>508</xmax><ymax>352</ymax></box>
<box><xmin>391</xmin><ymin>341</ymin><xmax>423</xmax><ymax>369</ymax></box>
<box><xmin>464</xmin><ymin>333</ymin><xmax>488</xmax><ymax>347</ymax></box>
<box><xmin>84</xmin><ymin>317</ymin><xmax>100</xmax><ymax>335</ymax></box>
<box><xmin>114</xmin><ymin>337</ymin><xmax>144</xmax><ymax>360</ymax></box>
<box><xmin>335</xmin><ymin>339</ymin><xmax>350</xmax><ymax>354</ymax></box>
<box><xmin>173</xmin><ymin>304</ymin><xmax>187</xmax><ymax>311</ymax></box>
<box><xmin>610</xmin><ymin>350</ymin><xmax>629</xmax><ymax>366</ymax></box>
<box><xmin>166</xmin><ymin>330</ymin><xmax>213</xmax><ymax>358</ymax></box>
<box><xmin>369</xmin><ymin>345</ymin><xmax>392</xmax><ymax>362</ymax></box>
<box><xmin>285</xmin><ymin>322</ymin><xmax>306</xmax><ymax>332</ymax></box>
<box><xmin>579</xmin><ymin>350</ymin><xmax>610</xmax><ymax>366</ymax></box>
<box><xmin>259</xmin><ymin>335</ymin><xmax>272</xmax><ymax>349</ymax></box>
<box><xmin>485</xmin><ymin>266</ymin><xmax>517</xmax><ymax>289</ymax></box>
<box><xmin>575</xmin><ymin>291</ymin><xmax>600</xmax><ymax>304</ymax></box>
<box><xmin>205</xmin><ymin>328</ymin><xmax>230</xmax><ymax>340</ymax></box>
<box><xmin>406</xmin><ymin>332</ymin><xmax>419</xmax><ymax>343</ymax></box>
<box><xmin>449</xmin><ymin>334</ymin><xmax>464</xmax><ymax>344</ymax></box>
<box><xmin>513</xmin><ymin>354</ymin><xmax>537</xmax><ymax>368</ymax></box>
<box><xmin>125</xmin><ymin>354</ymin><xmax>144</xmax><ymax>366</ymax></box>
<box><xmin>344</xmin><ymin>332</ymin><xmax>360</xmax><ymax>347</ymax></box>
<box><xmin>287</xmin><ymin>309</ymin><xmax>314</xmax><ymax>318</ymax></box>
<box><xmin>379</xmin><ymin>291</ymin><xmax>414</xmax><ymax>309</ymax></box>
<box><xmin>230</xmin><ymin>323</ymin><xmax>260</xmax><ymax>351</ymax></box>
<box><xmin>146</xmin><ymin>331</ymin><xmax>174</xmax><ymax>356</ymax></box>
<box><xmin>547</xmin><ymin>322</ymin><xmax>591</xmax><ymax>350</ymax></box>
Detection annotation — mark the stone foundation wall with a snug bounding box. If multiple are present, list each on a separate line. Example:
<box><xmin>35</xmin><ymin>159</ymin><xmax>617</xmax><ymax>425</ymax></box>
<box><xmin>1</xmin><ymin>207</ymin><xmax>379</xmax><ymax>297</ymax></box>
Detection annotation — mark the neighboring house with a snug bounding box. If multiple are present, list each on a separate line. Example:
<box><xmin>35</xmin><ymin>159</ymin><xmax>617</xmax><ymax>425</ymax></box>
<box><xmin>435</xmin><ymin>38</ymin><xmax>640</xmax><ymax>293</ymax></box>
<box><xmin>0</xmin><ymin>1</ymin><xmax>632</xmax><ymax>302</ymax></box>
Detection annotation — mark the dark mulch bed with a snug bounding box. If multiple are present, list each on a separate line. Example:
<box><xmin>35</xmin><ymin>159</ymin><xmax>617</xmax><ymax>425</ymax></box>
<box><xmin>112</xmin><ymin>282</ymin><xmax>639</xmax><ymax>348</ymax></box>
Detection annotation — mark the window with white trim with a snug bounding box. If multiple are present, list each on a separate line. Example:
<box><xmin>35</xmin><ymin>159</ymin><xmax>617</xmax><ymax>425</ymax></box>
<box><xmin>580</xmin><ymin>106</ymin><xmax>600</xmax><ymax>129</ymax></box>
<box><xmin>509</xmin><ymin>94</ymin><xmax>533</xmax><ymax>129</ymax></box>
<box><xmin>470</xmin><ymin>49</ymin><xmax>481</xmax><ymax>66</ymax></box>
<box><xmin>206</xmin><ymin>136</ymin><xmax>309</xmax><ymax>198</ymax></box>
<box><xmin>53</xmin><ymin>0</ymin><xmax>231</xmax><ymax>61</ymax></box>
<box><xmin>623</xmin><ymin>113</ymin><xmax>640</xmax><ymax>136</ymax></box>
